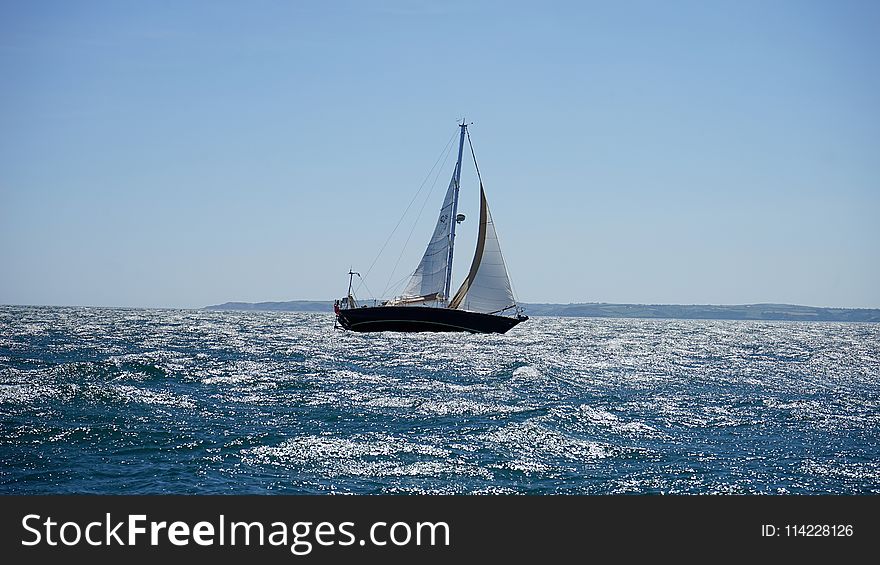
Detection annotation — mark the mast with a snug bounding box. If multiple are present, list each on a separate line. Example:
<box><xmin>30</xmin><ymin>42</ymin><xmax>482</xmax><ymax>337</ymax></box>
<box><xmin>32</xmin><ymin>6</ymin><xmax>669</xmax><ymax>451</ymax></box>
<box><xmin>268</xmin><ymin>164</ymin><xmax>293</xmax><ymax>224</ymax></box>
<box><xmin>445</xmin><ymin>120</ymin><xmax>467</xmax><ymax>301</ymax></box>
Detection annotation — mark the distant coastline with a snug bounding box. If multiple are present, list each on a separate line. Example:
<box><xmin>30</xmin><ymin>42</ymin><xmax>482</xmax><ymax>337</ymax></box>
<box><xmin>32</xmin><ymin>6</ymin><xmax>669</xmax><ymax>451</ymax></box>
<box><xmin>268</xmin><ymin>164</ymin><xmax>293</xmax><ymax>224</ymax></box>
<box><xmin>203</xmin><ymin>300</ymin><xmax>880</xmax><ymax>322</ymax></box>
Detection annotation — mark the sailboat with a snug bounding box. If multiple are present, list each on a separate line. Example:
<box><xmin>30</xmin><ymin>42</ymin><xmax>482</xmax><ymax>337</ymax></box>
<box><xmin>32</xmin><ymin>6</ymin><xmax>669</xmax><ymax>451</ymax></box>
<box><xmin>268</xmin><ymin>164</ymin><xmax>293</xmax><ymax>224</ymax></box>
<box><xmin>334</xmin><ymin>121</ymin><xmax>528</xmax><ymax>334</ymax></box>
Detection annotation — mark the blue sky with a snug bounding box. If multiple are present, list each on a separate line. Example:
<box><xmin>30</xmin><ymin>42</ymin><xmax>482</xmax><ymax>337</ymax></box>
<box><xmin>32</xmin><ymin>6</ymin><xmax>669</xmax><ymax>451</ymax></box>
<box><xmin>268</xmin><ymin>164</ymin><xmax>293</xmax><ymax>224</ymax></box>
<box><xmin>1</xmin><ymin>0</ymin><xmax>878</xmax><ymax>309</ymax></box>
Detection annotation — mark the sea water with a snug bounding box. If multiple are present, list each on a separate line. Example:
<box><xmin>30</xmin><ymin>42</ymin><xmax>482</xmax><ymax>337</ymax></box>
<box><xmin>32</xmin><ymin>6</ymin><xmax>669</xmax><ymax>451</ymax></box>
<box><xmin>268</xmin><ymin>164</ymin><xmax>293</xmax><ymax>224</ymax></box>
<box><xmin>1</xmin><ymin>305</ymin><xmax>878</xmax><ymax>494</ymax></box>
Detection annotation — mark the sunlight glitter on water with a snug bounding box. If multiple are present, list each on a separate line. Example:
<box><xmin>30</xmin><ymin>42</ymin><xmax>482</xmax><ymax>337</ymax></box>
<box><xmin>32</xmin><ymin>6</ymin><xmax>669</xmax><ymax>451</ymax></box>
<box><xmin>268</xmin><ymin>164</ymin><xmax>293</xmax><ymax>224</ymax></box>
<box><xmin>1</xmin><ymin>306</ymin><xmax>878</xmax><ymax>494</ymax></box>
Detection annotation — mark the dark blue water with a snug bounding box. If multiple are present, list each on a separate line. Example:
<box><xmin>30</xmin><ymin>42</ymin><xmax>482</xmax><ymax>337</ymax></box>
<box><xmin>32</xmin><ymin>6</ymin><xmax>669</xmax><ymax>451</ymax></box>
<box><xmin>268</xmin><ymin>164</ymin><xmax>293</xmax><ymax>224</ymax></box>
<box><xmin>1</xmin><ymin>305</ymin><xmax>878</xmax><ymax>494</ymax></box>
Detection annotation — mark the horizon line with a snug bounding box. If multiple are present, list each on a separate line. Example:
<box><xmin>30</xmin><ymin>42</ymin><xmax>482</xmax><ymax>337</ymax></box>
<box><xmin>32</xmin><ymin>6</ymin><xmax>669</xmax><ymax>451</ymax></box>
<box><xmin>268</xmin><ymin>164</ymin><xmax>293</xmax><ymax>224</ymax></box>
<box><xmin>3</xmin><ymin>300</ymin><xmax>880</xmax><ymax>312</ymax></box>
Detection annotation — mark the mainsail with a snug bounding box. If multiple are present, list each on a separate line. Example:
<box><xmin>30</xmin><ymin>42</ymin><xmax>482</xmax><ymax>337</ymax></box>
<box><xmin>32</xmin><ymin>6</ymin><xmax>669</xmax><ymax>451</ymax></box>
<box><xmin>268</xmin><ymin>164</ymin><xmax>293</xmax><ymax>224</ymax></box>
<box><xmin>399</xmin><ymin>174</ymin><xmax>457</xmax><ymax>301</ymax></box>
<box><xmin>449</xmin><ymin>185</ymin><xmax>516</xmax><ymax>314</ymax></box>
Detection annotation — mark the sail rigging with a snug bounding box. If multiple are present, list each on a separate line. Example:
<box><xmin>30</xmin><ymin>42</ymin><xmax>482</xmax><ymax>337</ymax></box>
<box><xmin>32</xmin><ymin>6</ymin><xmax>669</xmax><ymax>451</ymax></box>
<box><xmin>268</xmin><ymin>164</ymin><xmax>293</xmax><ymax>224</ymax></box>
<box><xmin>398</xmin><ymin>122</ymin><xmax>517</xmax><ymax>311</ymax></box>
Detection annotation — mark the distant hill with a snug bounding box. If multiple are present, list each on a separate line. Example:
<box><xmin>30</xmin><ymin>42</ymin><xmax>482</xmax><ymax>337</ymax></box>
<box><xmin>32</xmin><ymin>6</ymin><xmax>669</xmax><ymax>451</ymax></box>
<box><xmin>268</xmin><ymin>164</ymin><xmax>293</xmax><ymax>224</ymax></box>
<box><xmin>521</xmin><ymin>302</ymin><xmax>880</xmax><ymax>322</ymax></box>
<box><xmin>203</xmin><ymin>300</ymin><xmax>880</xmax><ymax>322</ymax></box>
<box><xmin>204</xmin><ymin>301</ymin><xmax>332</xmax><ymax>313</ymax></box>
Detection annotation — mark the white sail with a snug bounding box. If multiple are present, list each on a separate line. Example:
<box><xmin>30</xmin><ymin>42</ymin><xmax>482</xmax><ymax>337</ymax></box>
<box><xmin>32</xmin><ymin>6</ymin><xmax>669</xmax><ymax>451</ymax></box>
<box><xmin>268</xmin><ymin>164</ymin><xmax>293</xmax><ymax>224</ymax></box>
<box><xmin>449</xmin><ymin>185</ymin><xmax>516</xmax><ymax>314</ymax></box>
<box><xmin>399</xmin><ymin>174</ymin><xmax>457</xmax><ymax>301</ymax></box>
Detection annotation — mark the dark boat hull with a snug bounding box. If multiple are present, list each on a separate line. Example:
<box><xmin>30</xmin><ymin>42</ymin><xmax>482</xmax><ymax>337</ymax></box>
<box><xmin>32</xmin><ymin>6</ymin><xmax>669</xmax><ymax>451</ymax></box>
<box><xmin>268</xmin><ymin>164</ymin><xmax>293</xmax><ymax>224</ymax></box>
<box><xmin>336</xmin><ymin>306</ymin><xmax>527</xmax><ymax>334</ymax></box>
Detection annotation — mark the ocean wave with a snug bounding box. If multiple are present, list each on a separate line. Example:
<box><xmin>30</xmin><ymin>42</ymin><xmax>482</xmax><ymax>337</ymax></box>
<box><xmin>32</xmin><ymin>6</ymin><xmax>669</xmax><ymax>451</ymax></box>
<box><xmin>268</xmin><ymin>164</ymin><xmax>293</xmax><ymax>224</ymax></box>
<box><xmin>2</xmin><ymin>307</ymin><xmax>878</xmax><ymax>494</ymax></box>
